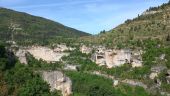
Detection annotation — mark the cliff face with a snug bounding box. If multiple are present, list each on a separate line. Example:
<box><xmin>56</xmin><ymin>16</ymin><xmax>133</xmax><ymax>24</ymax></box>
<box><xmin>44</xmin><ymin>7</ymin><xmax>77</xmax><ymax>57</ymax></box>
<box><xmin>27</xmin><ymin>46</ymin><xmax>69</xmax><ymax>63</ymax></box>
<box><xmin>15</xmin><ymin>45</ymin><xmax>70</xmax><ymax>64</ymax></box>
<box><xmin>42</xmin><ymin>71</ymin><xmax>72</xmax><ymax>96</ymax></box>
<box><xmin>91</xmin><ymin>46</ymin><xmax>143</xmax><ymax>68</ymax></box>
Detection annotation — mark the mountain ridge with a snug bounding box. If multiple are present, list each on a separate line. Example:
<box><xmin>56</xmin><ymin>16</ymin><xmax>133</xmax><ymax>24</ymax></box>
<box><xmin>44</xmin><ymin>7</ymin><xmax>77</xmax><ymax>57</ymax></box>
<box><xmin>80</xmin><ymin>2</ymin><xmax>170</xmax><ymax>47</ymax></box>
<box><xmin>0</xmin><ymin>7</ymin><xmax>90</xmax><ymax>45</ymax></box>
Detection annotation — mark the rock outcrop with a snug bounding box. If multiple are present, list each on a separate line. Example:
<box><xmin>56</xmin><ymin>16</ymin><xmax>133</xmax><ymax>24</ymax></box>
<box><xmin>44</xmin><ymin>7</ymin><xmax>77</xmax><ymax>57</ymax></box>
<box><xmin>92</xmin><ymin>48</ymin><xmax>143</xmax><ymax>68</ymax></box>
<box><xmin>15</xmin><ymin>46</ymin><xmax>69</xmax><ymax>64</ymax></box>
<box><xmin>142</xmin><ymin>10</ymin><xmax>162</xmax><ymax>15</ymax></box>
<box><xmin>64</xmin><ymin>64</ymin><xmax>78</xmax><ymax>71</ymax></box>
<box><xmin>15</xmin><ymin>49</ymin><xmax>28</xmax><ymax>64</ymax></box>
<box><xmin>80</xmin><ymin>45</ymin><xmax>92</xmax><ymax>54</ymax></box>
<box><xmin>166</xmin><ymin>70</ymin><xmax>170</xmax><ymax>84</ymax></box>
<box><xmin>42</xmin><ymin>71</ymin><xmax>72</xmax><ymax>96</ymax></box>
<box><xmin>122</xmin><ymin>79</ymin><xmax>147</xmax><ymax>89</ymax></box>
<box><xmin>27</xmin><ymin>46</ymin><xmax>69</xmax><ymax>63</ymax></box>
<box><xmin>149</xmin><ymin>66</ymin><xmax>167</xmax><ymax>79</ymax></box>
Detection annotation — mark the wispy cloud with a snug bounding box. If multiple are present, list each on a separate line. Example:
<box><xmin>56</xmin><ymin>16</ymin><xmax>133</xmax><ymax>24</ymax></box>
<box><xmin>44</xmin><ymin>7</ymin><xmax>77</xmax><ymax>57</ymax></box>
<box><xmin>2</xmin><ymin>0</ymin><xmax>103</xmax><ymax>9</ymax></box>
<box><xmin>0</xmin><ymin>0</ymin><xmax>168</xmax><ymax>34</ymax></box>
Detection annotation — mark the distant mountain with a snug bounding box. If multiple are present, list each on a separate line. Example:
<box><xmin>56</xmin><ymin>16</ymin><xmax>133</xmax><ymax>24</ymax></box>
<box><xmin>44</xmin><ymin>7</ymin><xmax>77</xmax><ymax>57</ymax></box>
<box><xmin>0</xmin><ymin>8</ymin><xmax>90</xmax><ymax>45</ymax></box>
<box><xmin>90</xmin><ymin>2</ymin><xmax>170</xmax><ymax>47</ymax></box>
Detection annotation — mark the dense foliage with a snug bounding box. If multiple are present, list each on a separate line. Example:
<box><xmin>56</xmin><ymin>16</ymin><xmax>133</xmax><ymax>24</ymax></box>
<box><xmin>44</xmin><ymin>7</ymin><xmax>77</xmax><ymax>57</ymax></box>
<box><xmin>66</xmin><ymin>71</ymin><xmax>150</xmax><ymax>96</ymax></box>
<box><xmin>0</xmin><ymin>44</ymin><xmax>60</xmax><ymax>96</ymax></box>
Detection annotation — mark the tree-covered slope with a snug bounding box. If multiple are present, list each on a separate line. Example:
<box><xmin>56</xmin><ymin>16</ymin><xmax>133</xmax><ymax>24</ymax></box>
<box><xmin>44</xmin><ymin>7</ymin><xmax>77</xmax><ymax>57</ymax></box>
<box><xmin>0</xmin><ymin>8</ymin><xmax>90</xmax><ymax>45</ymax></box>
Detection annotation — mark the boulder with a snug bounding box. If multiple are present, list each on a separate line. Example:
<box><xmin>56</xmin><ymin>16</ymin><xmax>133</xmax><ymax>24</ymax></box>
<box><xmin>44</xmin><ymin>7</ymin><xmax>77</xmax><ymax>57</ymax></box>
<box><xmin>149</xmin><ymin>72</ymin><xmax>158</xmax><ymax>80</ymax></box>
<box><xmin>15</xmin><ymin>49</ymin><xmax>27</xmax><ymax>64</ymax></box>
<box><xmin>42</xmin><ymin>71</ymin><xmax>72</xmax><ymax>96</ymax></box>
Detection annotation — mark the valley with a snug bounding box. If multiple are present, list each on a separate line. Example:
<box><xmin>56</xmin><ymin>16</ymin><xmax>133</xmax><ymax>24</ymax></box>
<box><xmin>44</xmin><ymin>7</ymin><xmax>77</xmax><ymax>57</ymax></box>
<box><xmin>0</xmin><ymin>1</ymin><xmax>170</xmax><ymax>96</ymax></box>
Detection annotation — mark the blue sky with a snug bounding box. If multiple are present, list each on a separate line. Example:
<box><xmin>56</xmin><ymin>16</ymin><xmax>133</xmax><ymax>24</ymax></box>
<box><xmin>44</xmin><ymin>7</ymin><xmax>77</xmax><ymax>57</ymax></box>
<box><xmin>0</xmin><ymin>0</ymin><xmax>168</xmax><ymax>34</ymax></box>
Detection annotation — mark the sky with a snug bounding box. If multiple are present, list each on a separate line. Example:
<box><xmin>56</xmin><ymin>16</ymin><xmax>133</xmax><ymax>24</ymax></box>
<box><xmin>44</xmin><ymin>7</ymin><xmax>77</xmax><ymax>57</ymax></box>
<box><xmin>0</xmin><ymin>0</ymin><xmax>169</xmax><ymax>34</ymax></box>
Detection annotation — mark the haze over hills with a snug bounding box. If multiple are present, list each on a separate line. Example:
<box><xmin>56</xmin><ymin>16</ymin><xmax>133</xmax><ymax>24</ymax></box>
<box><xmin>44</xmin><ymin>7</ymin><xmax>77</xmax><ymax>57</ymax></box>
<box><xmin>0</xmin><ymin>8</ymin><xmax>90</xmax><ymax>45</ymax></box>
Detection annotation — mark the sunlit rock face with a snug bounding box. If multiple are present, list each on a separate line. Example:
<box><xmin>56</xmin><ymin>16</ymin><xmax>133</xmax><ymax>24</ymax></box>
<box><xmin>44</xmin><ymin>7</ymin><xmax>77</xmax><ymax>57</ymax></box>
<box><xmin>92</xmin><ymin>48</ymin><xmax>143</xmax><ymax>68</ymax></box>
<box><xmin>27</xmin><ymin>46</ymin><xmax>69</xmax><ymax>63</ymax></box>
<box><xmin>15</xmin><ymin>46</ymin><xmax>69</xmax><ymax>64</ymax></box>
<box><xmin>149</xmin><ymin>66</ymin><xmax>167</xmax><ymax>79</ymax></box>
<box><xmin>166</xmin><ymin>70</ymin><xmax>170</xmax><ymax>84</ymax></box>
<box><xmin>109</xmin><ymin>49</ymin><xmax>131</xmax><ymax>67</ymax></box>
<box><xmin>54</xmin><ymin>44</ymin><xmax>75</xmax><ymax>52</ymax></box>
<box><xmin>15</xmin><ymin>49</ymin><xmax>28</xmax><ymax>64</ymax></box>
<box><xmin>42</xmin><ymin>71</ymin><xmax>72</xmax><ymax>96</ymax></box>
<box><xmin>93</xmin><ymin>49</ymin><xmax>132</xmax><ymax>68</ymax></box>
<box><xmin>64</xmin><ymin>64</ymin><xmax>78</xmax><ymax>71</ymax></box>
<box><xmin>131</xmin><ymin>50</ymin><xmax>143</xmax><ymax>68</ymax></box>
<box><xmin>80</xmin><ymin>45</ymin><xmax>92</xmax><ymax>54</ymax></box>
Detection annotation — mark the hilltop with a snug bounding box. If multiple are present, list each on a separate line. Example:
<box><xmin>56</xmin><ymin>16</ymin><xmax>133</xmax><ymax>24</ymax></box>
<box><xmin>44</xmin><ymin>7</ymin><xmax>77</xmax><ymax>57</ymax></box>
<box><xmin>0</xmin><ymin>8</ymin><xmax>90</xmax><ymax>45</ymax></box>
<box><xmin>82</xmin><ymin>2</ymin><xmax>170</xmax><ymax>47</ymax></box>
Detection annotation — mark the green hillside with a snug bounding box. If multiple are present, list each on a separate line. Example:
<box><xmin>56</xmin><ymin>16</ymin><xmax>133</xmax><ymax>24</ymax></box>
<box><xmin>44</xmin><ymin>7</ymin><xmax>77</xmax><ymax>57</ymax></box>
<box><xmin>83</xmin><ymin>2</ymin><xmax>170</xmax><ymax>47</ymax></box>
<box><xmin>0</xmin><ymin>8</ymin><xmax>90</xmax><ymax>45</ymax></box>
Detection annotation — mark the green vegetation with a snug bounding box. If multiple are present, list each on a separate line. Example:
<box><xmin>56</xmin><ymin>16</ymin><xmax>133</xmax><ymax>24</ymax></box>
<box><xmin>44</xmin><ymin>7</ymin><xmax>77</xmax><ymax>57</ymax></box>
<box><xmin>81</xmin><ymin>2</ymin><xmax>170</xmax><ymax>48</ymax></box>
<box><xmin>1</xmin><ymin>1</ymin><xmax>170</xmax><ymax>96</ymax></box>
<box><xmin>0</xmin><ymin>44</ymin><xmax>60</xmax><ymax>96</ymax></box>
<box><xmin>66</xmin><ymin>71</ymin><xmax>150</xmax><ymax>96</ymax></box>
<box><xmin>26</xmin><ymin>53</ymin><xmax>64</xmax><ymax>70</ymax></box>
<box><xmin>0</xmin><ymin>8</ymin><xmax>90</xmax><ymax>46</ymax></box>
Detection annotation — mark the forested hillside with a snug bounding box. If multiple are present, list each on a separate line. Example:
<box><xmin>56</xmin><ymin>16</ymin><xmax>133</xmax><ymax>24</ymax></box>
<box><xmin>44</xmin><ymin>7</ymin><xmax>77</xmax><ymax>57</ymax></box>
<box><xmin>0</xmin><ymin>8</ymin><xmax>90</xmax><ymax>45</ymax></box>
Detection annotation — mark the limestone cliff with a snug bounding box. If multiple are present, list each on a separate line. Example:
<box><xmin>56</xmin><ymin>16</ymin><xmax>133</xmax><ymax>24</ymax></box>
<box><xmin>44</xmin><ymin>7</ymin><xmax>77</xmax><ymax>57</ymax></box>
<box><xmin>42</xmin><ymin>71</ymin><xmax>72</xmax><ymax>96</ymax></box>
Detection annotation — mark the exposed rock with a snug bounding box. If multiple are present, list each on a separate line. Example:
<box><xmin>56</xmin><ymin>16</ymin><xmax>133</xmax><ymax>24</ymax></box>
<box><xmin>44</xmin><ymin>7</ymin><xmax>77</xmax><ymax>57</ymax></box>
<box><xmin>131</xmin><ymin>59</ymin><xmax>142</xmax><ymax>68</ymax></box>
<box><xmin>27</xmin><ymin>46</ymin><xmax>69</xmax><ymax>63</ymax></box>
<box><xmin>88</xmin><ymin>71</ymin><xmax>147</xmax><ymax>89</ymax></box>
<box><xmin>15</xmin><ymin>49</ymin><xmax>27</xmax><ymax>64</ymax></box>
<box><xmin>149</xmin><ymin>72</ymin><xmax>158</xmax><ymax>80</ymax></box>
<box><xmin>94</xmin><ymin>53</ymin><xmax>106</xmax><ymax>66</ymax></box>
<box><xmin>64</xmin><ymin>64</ymin><xmax>78</xmax><ymax>71</ymax></box>
<box><xmin>54</xmin><ymin>44</ymin><xmax>75</xmax><ymax>52</ymax></box>
<box><xmin>131</xmin><ymin>50</ymin><xmax>143</xmax><ymax>68</ymax></box>
<box><xmin>91</xmin><ymin>71</ymin><xmax>115</xmax><ymax>79</ymax></box>
<box><xmin>159</xmin><ymin>54</ymin><xmax>166</xmax><ymax>60</ymax></box>
<box><xmin>15</xmin><ymin>46</ymin><xmax>69</xmax><ymax>64</ymax></box>
<box><xmin>166</xmin><ymin>70</ymin><xmax>170</xmax><ymax>84</ymax></box>
<box><xmin>96</xmin><ymin>46</ymin><xmax>106</xmax><ymax>53</ymax></box>
<box><xmin>80</xmin><ymin>45</ymin><xmax>92</xmax><ymax>54</ymax></box>
<box><xmin>150</xmin><ymin>66</ymin><xmax>167</xmax><ymax>79</ymax></box>
<box><xmin>92</xmin><ymin>48</ymin><xmax>142</xmax><ymax>68</ymax></box>
<box><xmin>161</xmin><ymin>92</ymin><xmax>170</xmax><ymax>96</ymax></box>
<box><xmin>151</xmin><ymin>66</ymin><xmax>167</xmax><ymax>73</ymax></box>
<box><xmin>113</xmin><ymin>80</ymin><xmax>119</xmax><ymax>87</ymax></box>
<box><xmin>42</xmin><ymin>71</ymin><xmax>72</xmax><ymax>96</ymax></box>
<box><xmin>122</xmin><ymin>79</ymin><xmax>147</xmax><ymax>89</ymax></box>
<box><xmin>142</xmin><ymin>10</ymin><xmax>162</xmax><ymax>15</ymax></box>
